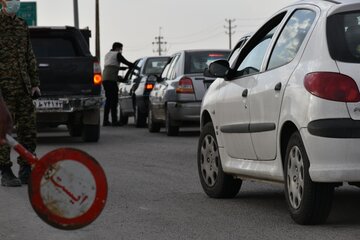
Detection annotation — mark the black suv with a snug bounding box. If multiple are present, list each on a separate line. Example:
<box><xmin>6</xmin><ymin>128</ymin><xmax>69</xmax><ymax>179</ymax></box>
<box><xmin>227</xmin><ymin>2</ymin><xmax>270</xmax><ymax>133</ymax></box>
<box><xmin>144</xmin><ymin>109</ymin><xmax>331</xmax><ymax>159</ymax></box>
<box><xmin>30</xmin><ymin>26</ymin><xmax>102</xmax><ymax>142</ymax></box>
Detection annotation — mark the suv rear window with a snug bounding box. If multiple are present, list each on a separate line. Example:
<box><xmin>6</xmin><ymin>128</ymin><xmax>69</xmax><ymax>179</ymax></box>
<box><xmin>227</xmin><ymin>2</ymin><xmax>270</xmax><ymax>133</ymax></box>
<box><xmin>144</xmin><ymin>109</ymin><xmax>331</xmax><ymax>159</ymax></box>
<box><xmin>31</xmin><ymin>37</ymin><xmax>80</xmax><ymax>58</ymax></box>
<box><xmin>185</xmin><ymin>51</ymin><xmax>230</xmax><ymax>74</ymax></box>
<box><xmin>143</xmin><ymin>57</ymin><xmax>170</xmax><ymax>75</ymax></box>
<box><xmin>327</xmin><ymin>11</ymin><xmax>360</xmax><ymax>63</ymax></box>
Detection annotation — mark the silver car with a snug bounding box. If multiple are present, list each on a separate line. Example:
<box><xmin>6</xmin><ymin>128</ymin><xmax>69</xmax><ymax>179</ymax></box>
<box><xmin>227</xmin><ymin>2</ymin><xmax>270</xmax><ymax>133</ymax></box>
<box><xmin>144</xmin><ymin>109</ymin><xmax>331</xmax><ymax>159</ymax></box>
<box><xmin>148</xmin><ymin>50</ymin><xmax>230</xmax><ymax>136</ymax></box>
<box><xmin>118</xmin><ymin>56</ymin><xmax>170</xmax><ymax>127</ymax></box>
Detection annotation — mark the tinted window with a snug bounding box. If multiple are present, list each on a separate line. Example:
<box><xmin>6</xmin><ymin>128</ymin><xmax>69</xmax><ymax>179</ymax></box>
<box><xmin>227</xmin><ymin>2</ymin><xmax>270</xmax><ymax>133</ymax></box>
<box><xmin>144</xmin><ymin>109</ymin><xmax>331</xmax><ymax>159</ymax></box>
<box><xmin>185</xmin><ymin>51</ymin><xmax>230</xmax><ymax>74</ymax></box>
<box><xmin>31</xmin><ymin>38</ymin><xmax>79</xmax><ymax>57</ymax></box>
<box><xmin>144</xmin><ymin>57</ymin><xmax>170</xmax><ymax>75</ymax></box>
<box><xmin>328</xmin><ymin>11</ymin><xmax>360</xmax><ymax>63</ymax></box>
<box><xmin>236</xmin><ymin>26</ymin><xmax>278</xmax><ymax>76</ymax></box>
<box><xmin>268</xmin><ymin>9</ymin><xmax>316</xmax><ymax>70</ymax></box>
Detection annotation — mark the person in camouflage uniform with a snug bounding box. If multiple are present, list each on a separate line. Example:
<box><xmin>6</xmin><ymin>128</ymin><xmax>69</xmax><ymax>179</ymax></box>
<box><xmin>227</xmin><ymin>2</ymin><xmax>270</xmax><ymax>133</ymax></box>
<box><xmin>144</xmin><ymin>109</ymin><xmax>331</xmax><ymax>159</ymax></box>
<box><xmin>0</xmin><ymin>91</ymin><xmax>12</xmax><ymax>145</ymax></box>
<box><xmin>0</xmin><ymin>0</ymin><xmax>40</xmax><ymax>187</ymax></box>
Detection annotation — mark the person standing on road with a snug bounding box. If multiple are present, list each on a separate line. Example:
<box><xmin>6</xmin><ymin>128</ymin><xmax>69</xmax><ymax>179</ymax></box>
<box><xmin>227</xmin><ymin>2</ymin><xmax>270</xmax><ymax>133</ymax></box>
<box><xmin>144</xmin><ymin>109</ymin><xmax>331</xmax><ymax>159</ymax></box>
<box><xmin>102</xmin><ymin>42</ymin><xmax>135</xmax><ymax>126</ymax></box>
<box><xmin>0</xmin><ymin>93</ymin><xmax>12</xmax><ymax>145</ymax></box>
<box><xmin>0</xmin><ymin>0</ymin><xmax>40</xmax><ymax>187</ymax></box>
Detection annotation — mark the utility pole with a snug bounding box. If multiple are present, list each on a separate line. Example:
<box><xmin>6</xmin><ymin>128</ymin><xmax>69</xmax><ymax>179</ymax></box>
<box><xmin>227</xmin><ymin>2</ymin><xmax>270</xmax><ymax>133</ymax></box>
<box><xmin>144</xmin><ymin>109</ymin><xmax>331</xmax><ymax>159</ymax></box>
<box><xmin>225</xmin><ymin>19</ymin><xmax>236</xmax><ymax>49</ymax></box>
<box><xmin>152</xmin><ymin>27</ymin><xmax>167</xmax><ymax>56</ymax></box>
<box><xmin>95</xmin><ymin>0</ymin><xmax>100</xmax><ymax>61</ymax></box>
<box><xmin>73</xmin><ymin>0</ymin><xmax>79</xmax><ymax>28</ymax></box>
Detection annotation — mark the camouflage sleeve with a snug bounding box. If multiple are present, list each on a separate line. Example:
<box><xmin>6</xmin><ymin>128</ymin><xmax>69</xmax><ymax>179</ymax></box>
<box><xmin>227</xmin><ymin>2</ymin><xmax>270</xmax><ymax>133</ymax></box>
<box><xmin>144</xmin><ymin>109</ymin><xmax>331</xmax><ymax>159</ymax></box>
<box><xmin>26</xmin><ymin>26</ymin><xmax>40</xmax><ymax>87</ymax></box>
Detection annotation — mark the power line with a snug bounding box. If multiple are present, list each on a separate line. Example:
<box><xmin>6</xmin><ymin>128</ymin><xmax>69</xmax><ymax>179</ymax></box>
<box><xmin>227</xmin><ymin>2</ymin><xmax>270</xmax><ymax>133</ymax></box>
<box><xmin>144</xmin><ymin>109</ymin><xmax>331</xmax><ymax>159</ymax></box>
<box><xmin>169</xmin><ymin>31</ymin><xmax>224</xmax><ymax>45</ymax></box>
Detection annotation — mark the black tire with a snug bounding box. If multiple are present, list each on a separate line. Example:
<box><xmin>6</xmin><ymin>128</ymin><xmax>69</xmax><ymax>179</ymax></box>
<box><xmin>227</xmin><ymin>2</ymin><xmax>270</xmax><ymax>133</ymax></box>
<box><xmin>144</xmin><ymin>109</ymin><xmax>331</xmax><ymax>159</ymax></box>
<box><xmin>82</xmin><ymin>123</ymin><xmax>100</xmax><ymax>142</ymax></box>
<box><xmin>68</xmin><ymin>123</ymin><xmax>82</xmax><ymax>137</ymax></box>
<box><xmin>118</xmin><ymin>104</ymin><xmax>128</xmax><ymax>126</ymax></box>
<box><xmin>148</xmin><ymin>107</ymin><xmax>161</xmax><ymax>133</ymax></box>
<box><xmin>134</xmin><ymin>104</ymin><xmax>147</xmax><ymax>128</ymax></box>
<box><xmin>165</xmin><ymin>109</ymin><xmax>179</xmax><ymax>136</ymax></box>
<box><xmin>284</xmin><ymin>131</ymin><xmax>334</xmax><ymax>225</ymax></box>
<box><xmin>198</xmin><ymin>122</ymin><xmax>242</xmax><ymax>198</ymax></box>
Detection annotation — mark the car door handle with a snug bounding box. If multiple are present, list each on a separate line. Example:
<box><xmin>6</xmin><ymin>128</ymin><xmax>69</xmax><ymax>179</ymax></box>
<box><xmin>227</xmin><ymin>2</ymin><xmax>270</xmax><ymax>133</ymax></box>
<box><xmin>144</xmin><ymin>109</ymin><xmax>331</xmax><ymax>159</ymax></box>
<box><xmin>242</xmin><ymin>89</ymin><xmax>248</xmax><ymax>97</ymax></box>
<box><xmin>274</xmin><ymin>82</ymin><xmax>282</xmax><ymax>91</ymax></box>
<box><xmin>38</xmin><ymin>63</ymin><xmax>50</xmax><ymax>68</ymax></box>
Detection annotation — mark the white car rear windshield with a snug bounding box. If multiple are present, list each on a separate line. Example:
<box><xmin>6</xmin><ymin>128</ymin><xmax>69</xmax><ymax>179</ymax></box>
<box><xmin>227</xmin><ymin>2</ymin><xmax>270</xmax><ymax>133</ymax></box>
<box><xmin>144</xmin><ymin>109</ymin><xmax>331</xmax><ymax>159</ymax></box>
<box><xmin>327</xmin><ymin>11</ymin><xmax>360</xmax><ymax>63</ymax></box>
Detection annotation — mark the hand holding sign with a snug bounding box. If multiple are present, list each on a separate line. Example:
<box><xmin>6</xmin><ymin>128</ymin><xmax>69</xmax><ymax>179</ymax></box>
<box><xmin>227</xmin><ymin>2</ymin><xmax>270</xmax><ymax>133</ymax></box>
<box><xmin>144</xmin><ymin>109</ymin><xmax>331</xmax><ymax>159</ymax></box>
<box><xmin>6</xmin><ymin>134</ymin><xmax>108</xmax><ymax>230</ymax></box>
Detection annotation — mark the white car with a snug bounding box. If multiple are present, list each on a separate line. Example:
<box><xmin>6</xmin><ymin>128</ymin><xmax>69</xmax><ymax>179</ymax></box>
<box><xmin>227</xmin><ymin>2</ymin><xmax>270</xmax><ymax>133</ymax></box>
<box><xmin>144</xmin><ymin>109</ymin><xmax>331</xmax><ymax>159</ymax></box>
<box><xmin>198</xmin><ymin>0</ymin><xmax>360</xmax><ymax>225</ymax></box>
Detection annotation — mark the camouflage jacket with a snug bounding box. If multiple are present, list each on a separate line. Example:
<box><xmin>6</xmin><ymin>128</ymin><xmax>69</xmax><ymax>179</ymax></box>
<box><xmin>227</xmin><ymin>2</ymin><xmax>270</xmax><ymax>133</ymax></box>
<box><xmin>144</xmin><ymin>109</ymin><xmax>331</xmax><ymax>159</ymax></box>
<box><xmin>0</xmin><ymin>11</ymin><xmax>39</xmax><ymax>94</ymax></box>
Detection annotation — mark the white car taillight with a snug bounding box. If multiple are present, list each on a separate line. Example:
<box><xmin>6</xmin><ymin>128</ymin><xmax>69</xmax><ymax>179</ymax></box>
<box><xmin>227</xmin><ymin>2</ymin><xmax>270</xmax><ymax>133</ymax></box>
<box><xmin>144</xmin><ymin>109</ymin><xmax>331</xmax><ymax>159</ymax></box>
<box><xmin>304</xmin><ymin>72</ymin><xmax>360</xmax><ymax>102</ymax></box>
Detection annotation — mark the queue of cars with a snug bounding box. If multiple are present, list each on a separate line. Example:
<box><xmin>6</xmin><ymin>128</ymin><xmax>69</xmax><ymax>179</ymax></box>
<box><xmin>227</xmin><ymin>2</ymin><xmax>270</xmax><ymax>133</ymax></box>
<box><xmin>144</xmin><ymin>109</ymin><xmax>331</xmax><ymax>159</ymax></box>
<box><xmin>118</xmin><ymin>0</ymin><xmax>360</xmax><ymax>225</ymax></box>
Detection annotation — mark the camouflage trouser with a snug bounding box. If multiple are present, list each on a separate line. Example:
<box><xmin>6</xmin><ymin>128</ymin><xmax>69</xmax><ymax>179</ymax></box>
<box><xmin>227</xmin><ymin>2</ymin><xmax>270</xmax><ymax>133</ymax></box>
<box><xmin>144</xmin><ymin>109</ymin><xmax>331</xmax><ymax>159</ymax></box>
<box><xmin>0</xmin><ymin>79</ymin><xmax>36</xmax><ymax>167</ymax></box>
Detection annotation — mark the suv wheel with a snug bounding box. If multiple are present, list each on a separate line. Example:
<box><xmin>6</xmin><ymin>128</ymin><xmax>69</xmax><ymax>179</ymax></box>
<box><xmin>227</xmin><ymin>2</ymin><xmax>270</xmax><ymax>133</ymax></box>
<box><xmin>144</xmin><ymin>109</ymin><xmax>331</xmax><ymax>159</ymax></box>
<box><xmin>68</xmin><ymin>123</ymin><xmax>82</xmax><ymax>137</ymax></box>
<box><xmin>118</xmin><ymin>105</ymin><xmax>128</xmax><ymax>126</ymax></box>
<box><xmin>148</xmin><ymin>107</ymin><xmax>161</xmax><ymax>133</ymax></box>
<box><xmin>198</xmin><ymin>122</ymin><xmax>242</xmax><ymax>198</ymax></box>
<box><xmin>134</xmin><ymin>105</ymin><xmax>146</xmax><ymax>128</ymax></box>
<box><xmin>82</xmin><ymin>123</ymin><xmax>100</xmax><ymax>142</ymax></box>
<box><xmin>165</xmin><ymin>110</ymin><xmax>179</xmax><ymax>136</ymax></box>
<box><xmin>284</xmin><ymin>132</ymin><xmax>334</xmax><ymax>225</ymax></box>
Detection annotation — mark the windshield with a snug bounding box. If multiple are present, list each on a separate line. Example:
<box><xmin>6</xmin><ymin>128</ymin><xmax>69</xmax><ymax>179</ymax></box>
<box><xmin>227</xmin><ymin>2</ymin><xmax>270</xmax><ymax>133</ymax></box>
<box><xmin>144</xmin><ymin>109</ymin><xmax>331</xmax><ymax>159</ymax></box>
<box><xmin>143</xmin><ymin>57</ymin><xmax>170</xmax><ymax>75</ymax></box>
<box><xmin>185</xmin><ymin>51</ymin><xmax>230</xmax><ymax>74</ymax></box>
<box><xmin>327</xmin><ymin>11</ymin><xmax>360</xmax><ymax>63</ymax></box>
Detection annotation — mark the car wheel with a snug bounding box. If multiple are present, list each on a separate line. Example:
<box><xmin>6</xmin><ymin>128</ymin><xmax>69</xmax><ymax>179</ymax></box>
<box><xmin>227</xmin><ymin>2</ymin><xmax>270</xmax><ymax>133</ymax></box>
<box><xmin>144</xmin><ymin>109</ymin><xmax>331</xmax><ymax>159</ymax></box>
<box><xmin>118</xmin><ymin>104</ymin><xmax>128</xmax><ymax>126</ymax></box>
<box><xmin>68</xmin><ymin>123</ymin><xmax>82</xmax><ymax>137</ymax></box>
<box><xmin>165</xmin><ymin>109</ymin><xmax>179</xmax><ymax>136</ymax></box>
<box><xmin>148</xmin><ymin>107</ymin><xmax>161</xmax><ymax>133</ymax></box>
<box><xmin>134</xmin><ymin>104</ymin><xmax>146</xmax><ymax>128</ymax></box>
<box><xmin>198</xmin><ymin>122</ymin><xmax>242</xmax><ymax>198</ymax></box>
<box><xmin>284</xmin><ymin>131</ymin><xmax>334</xmax><ymax>225</ymax></box>
<box><xmin>82</xmin><ymin>123</ymin><xmax>100</xmax><ymax>142</ymax></box>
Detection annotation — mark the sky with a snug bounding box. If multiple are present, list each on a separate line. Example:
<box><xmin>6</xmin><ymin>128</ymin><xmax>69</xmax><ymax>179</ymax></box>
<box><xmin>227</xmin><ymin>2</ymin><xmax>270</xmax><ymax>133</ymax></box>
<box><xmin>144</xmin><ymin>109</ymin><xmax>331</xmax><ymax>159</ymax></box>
<box><xmin>21</xmin><ymin>0</ymin><xmax>293</xmax><ymax>65</ymax></box>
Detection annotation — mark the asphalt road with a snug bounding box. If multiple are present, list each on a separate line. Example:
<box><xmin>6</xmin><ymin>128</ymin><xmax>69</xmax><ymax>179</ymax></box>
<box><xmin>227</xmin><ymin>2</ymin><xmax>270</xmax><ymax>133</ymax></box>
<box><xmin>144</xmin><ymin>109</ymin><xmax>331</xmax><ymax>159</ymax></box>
<box><xmin>0</xmin><ymin>120</ymin><xmax>360</xmax><ymax>240</ymax></box>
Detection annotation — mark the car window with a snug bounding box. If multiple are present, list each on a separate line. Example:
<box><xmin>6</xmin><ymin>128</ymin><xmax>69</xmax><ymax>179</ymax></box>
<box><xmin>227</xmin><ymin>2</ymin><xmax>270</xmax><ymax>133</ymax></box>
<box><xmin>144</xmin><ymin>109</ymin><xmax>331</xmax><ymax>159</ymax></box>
<box><xmin>31</xmin><ymin>37</ymin><xmax>79</xmax><ymax>57</ymax></box>
<box><xmin>166</xmin><ymin>54</ymin><xmax>180</xmax><ymax>80</ymax></box>
<box><xmin>185</xmin><ymin>51</ymin><xmax>230</xmax><ymax>74</ymax></box>
<box><xmin>161</xmin><ymin>61</ymin><xmax>172</xmax><ymax>80</ymax></box>
<box><xmin>143</xmin><ymin>57</ymin><xmax>170</xmax><ymax>75</ymax></box>
<box><xmin>228</xmin><ymin>36</ymin><xmax>249</xmax><ymax>67</ymax></box>
<box><xmin>233</xmin><ymin>12</ymin><xmax>286</xmax><ymax>78</ymax></box>
<box><xmin>267</xmin><ymin>9</ymin><xmax>316</xmax><ymax>70</ymax></box>
<box><xmin>327</xmin><ymin>11</ymin><xmax>360</xmax><ymax>63</ymax></box>
<box><xmin>130</xmin><ymin>59</ymin><xmax>143</xmax><ymax>81</ymax></box>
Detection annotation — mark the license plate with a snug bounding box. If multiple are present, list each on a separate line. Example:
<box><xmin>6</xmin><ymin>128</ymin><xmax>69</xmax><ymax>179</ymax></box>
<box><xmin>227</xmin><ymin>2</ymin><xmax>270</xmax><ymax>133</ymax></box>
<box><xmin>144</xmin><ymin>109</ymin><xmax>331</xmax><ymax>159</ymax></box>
<box><xmin>34</xmin><ymin>100</ymin><xmax>63</xmax><ymax>109</ymax></box>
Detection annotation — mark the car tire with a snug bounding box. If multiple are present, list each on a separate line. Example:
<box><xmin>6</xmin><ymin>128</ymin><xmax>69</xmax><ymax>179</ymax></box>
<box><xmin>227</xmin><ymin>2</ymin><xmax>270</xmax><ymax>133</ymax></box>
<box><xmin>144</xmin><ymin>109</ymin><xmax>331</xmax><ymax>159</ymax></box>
<box><xmin>134</xmin><ymin>104</ymin><xmax>147</xmax><ymax>128</ymax></box>
<box><xmin>118</xmin><ymin>105</ymin><xmax>128</xmax><ymax>126</ymax></box>
<box><xmin>284</xmin><ymin>131</ymin><xmax>334</xmax><ymax>225</ymax></box>
<box><xmin>148</xmin><ymin>107</ymin><xmax>161</xmax><ymax>133</ymax></box>
<box><xmin>82</xmin><ymin>123</ymin><xmax>100</xmax><ymax>142</ymax></box>
<box><xmin>68</xmin><ymin>123</ymin><xmax>82</xmax><ymax>137</ymax></box>
<box><xmin>165</xmin><ymin>109</ymin><xmax>179</xmax><ymax>136</ymax></box>
<box><xmin>198</xmin><ymin>122</ymin><xmax>242</xmax><ymax>198</ymax></box>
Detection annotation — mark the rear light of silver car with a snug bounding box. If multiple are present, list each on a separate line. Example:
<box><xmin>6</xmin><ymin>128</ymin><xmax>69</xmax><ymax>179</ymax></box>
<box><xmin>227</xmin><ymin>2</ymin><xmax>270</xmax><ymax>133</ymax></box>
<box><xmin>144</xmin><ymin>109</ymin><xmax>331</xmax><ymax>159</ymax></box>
<box><xmin>176</xmin><ymin>77</ymin><xmax>194</xmax><ymax>94</ymax></box>
<box><xmin>93</xmin><ymin>61</ymin><xmax>102</xmax><ymax>86</ymax></box>
<box><xmin>304</xmin><ymin>72</ymin><xmax>360</xmax><ymax>102</ymax></box>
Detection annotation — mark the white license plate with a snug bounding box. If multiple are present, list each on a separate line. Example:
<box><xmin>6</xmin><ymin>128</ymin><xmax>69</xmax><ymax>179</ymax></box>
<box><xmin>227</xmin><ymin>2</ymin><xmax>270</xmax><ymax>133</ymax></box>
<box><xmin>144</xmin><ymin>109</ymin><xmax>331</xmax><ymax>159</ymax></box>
<box><xmin>34</xmin><ymin>100</ymin><xmax>63</xmax><ymax>109</ymax></box>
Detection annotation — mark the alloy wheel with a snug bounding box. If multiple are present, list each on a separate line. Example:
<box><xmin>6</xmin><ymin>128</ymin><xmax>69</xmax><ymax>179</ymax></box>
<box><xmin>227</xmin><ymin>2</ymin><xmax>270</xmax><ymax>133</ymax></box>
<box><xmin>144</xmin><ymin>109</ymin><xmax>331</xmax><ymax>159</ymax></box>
<box><xmin>287</xmin><ymin>146</ymin><xmax>305</xmax><ymax>210</ymax></box>
<box><xmin>200</xmin><ymin>134</ymin><xmax>220</xmax><ymax>187</ymax></box>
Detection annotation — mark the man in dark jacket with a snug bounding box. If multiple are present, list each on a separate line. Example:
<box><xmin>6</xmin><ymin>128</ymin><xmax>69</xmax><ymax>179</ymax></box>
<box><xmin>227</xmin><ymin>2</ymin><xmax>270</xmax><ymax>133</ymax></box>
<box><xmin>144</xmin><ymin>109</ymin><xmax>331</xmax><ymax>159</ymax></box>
<box><xmin>102</xmin><ymin>42</ymin><xmax>135</xmax><ymax>126</ymax></box>
<box><xmin>0</xmin><ymin>0</ymin><xmax>40</xmax><ymax>186</ymax></box>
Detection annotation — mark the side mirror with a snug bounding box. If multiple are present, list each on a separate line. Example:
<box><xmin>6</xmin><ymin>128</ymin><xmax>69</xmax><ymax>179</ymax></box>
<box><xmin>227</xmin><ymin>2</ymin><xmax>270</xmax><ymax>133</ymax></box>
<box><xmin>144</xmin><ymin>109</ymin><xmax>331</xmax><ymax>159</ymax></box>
<box><xmin>207</xmin><ymin>60</ymin><xmax>230</xmax><ymax>78</ymax></box>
